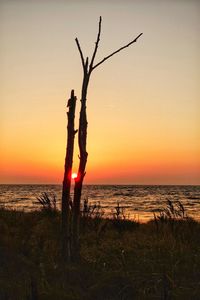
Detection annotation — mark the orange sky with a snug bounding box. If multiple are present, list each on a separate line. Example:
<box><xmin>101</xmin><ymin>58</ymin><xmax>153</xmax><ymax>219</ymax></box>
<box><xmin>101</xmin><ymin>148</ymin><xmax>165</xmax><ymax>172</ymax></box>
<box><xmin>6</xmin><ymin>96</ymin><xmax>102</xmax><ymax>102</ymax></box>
<box><xmin>0</xmin><ymin>0</ymin><xmax>200</xmax><ymax>184</ymax></box>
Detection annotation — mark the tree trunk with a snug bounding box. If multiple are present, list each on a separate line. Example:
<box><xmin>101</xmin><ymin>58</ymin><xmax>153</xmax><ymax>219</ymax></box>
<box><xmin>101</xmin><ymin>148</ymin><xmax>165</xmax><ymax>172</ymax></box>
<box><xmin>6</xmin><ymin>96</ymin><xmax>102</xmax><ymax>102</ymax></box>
<box><xmin>61</xmin><ymin>89</ymin><xmax>77</xmax><ymax>261</ymax></box>
<box><xmin>72</xmin><ymin>76</ymin><xmax>89</xmax><ymax>261</ymax></box>
<box><xmin>71</xmin><ymin>17</ymin><xmax>142</xmax><ymax>261</ymax></box>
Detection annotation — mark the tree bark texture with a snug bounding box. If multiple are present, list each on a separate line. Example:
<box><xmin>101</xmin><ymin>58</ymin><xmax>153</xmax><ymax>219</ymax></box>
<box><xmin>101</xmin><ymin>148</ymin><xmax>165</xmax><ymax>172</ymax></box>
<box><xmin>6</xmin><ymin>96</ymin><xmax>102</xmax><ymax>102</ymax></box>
<box><xmin>61</xmin><ymin>89</ymin><xmax>77</xmax><ymax>261</ymax></box>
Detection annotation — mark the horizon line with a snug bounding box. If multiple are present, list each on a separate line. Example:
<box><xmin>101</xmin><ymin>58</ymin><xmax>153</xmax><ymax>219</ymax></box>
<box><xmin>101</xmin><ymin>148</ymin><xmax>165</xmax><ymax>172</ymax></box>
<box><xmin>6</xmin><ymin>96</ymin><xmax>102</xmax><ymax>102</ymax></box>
<box><xmin>0</xmin><ymin>183</ymin><xmax>199</xmax><ymax>186</ymax></box>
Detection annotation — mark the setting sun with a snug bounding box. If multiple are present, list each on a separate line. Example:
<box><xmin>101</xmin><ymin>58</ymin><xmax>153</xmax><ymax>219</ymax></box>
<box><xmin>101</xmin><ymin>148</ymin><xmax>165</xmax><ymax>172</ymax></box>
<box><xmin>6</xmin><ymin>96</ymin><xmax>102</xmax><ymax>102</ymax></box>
<box><xmin>71</xmin><ymin>173</ymin><xmax>78</xmax><ymax>179</ymax></box>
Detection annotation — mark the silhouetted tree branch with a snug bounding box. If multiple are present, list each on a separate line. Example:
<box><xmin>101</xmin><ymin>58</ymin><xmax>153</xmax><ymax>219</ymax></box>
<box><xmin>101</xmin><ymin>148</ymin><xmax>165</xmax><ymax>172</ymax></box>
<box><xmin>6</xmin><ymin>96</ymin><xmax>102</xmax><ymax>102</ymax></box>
<box><xmin>89</xmin><ymin>16</ymin><xmax>102</xmax><ymax>72</ymax></box>
<box><xmin>75</xmin><ymin>38</ymin><xmax>85</xmax><ymax>70</ymax></box>
<box><xmin>92</xmin><ymin>32</ymin><xmax>143</xmax><ymax>70</ymax></box>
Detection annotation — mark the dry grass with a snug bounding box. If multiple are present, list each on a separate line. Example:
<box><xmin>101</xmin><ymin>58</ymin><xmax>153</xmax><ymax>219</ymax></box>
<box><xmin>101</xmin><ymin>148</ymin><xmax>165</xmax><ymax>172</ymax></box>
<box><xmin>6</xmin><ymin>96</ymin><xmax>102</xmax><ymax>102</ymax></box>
<box><xmin>1</xmin><ymin>204</ymin><xmax>200</xmax><ymax>299</ymax></box>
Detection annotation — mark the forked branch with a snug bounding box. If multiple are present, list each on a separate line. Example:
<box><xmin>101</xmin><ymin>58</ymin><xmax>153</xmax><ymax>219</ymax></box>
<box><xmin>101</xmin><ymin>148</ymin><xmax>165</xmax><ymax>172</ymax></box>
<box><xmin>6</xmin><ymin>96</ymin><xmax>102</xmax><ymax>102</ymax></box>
<box><xmin>75</xmin><ymin>17</ymin><xmax>142</xmax><ymax>75</ymax></box>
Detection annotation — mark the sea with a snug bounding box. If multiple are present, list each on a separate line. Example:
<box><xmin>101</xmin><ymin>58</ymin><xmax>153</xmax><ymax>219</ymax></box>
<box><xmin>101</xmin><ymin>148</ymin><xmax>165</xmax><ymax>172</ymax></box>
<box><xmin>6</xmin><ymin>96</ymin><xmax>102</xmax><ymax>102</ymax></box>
<box><xmin>0</xmin><ymin>185</ymin><xmax>200</xmax><ymax>222</ymax></box>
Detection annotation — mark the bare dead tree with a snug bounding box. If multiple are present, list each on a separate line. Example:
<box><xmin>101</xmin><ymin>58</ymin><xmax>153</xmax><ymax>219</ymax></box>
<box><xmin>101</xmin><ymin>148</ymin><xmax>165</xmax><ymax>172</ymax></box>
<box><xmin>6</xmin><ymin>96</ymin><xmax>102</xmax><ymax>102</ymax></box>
<box><xmin>61</xmin><ymin>89</ymin><xmax>77</xmax><ymax>261</ymax></box>
<box><xmin>72</xmin><ymin>16</ymin><xmax>143</xmax><ymax>260</ymax></box>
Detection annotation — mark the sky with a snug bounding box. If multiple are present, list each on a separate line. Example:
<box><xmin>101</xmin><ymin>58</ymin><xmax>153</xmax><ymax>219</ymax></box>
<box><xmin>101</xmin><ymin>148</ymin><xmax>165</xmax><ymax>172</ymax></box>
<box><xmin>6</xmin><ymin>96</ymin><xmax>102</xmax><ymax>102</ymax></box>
<box><xmin>0</xmin><ymin>0</ymin><xmax>199</xmax><ymax>184</ymax></box>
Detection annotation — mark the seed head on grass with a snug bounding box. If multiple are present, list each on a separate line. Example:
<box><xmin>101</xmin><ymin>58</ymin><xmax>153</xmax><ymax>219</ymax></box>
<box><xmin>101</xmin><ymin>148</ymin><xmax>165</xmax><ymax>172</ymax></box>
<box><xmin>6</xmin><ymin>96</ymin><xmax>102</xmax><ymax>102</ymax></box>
<box><xmin>36</xmin><ymin>192</ymin><xmax>57</xmax><ymax>213</ymax></box>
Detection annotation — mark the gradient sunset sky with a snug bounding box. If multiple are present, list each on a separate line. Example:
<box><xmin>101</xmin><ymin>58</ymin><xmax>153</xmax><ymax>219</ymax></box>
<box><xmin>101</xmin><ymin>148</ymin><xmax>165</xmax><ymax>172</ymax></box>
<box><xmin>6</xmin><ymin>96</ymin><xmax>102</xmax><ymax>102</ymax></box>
<box><xmin>1</xmin><ymin>0</ymin><xmax>199</xmax><ymax>184</ymax></box>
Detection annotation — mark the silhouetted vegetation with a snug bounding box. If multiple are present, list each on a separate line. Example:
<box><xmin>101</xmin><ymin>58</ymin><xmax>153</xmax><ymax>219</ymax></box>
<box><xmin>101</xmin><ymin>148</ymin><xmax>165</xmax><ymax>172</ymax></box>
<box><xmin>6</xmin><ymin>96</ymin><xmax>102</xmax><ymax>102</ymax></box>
<box><xmin>36</xmin><ymin>192</ymin><xmax>57</xmax><ymax>213</ymax></box>
<box><xmin>1</xmin><ymin>200</ymin><xmax>200</xmax><ymax>299</ymax></box>
<box><xmin>154</xmin><ymin>199</ymin><xmax>186</xmax><ymax>222</ymax></box>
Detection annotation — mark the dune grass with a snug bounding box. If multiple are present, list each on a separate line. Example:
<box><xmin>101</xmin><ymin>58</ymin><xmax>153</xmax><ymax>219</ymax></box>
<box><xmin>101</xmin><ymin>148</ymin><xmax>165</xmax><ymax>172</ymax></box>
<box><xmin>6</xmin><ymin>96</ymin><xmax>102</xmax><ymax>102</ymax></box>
<box><xmin>0</xmin><ymin>205</ymin><xmax>200</xmax><ymax>299</ymax></box>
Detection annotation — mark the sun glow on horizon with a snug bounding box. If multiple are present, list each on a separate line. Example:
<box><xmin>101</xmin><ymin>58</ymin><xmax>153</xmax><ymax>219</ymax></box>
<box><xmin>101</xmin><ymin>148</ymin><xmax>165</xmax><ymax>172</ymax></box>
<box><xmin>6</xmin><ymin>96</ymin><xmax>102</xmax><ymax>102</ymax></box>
<box><xmin>72</xmin><ymin>173</ymin><xmax>78</xmax><ymax>180</ymax></box>
<box><xmin>0</xmin><ymin>1</ymin><xmax>199</xmax><ymax>185</ymax></box>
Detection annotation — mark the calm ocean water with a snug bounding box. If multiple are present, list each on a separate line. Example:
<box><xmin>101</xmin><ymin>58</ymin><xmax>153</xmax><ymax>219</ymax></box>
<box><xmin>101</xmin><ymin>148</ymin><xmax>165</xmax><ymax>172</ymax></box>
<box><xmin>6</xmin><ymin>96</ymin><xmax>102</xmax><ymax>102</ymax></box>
<box><xmin>0</xmin><ymin>185</ymin><xmax>200</xmax><ymax>222</ymax></box>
